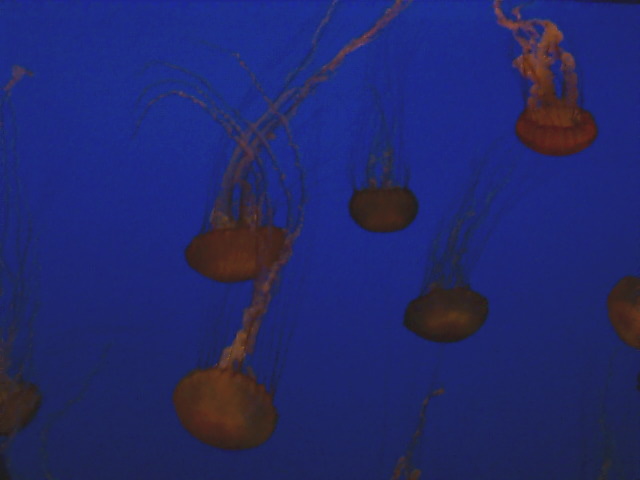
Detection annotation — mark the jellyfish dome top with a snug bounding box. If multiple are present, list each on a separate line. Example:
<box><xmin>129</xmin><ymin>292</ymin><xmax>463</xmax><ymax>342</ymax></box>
<box><xmin>404</xmin><ymin>285</ymin><xmax>488</xmax><ymax>343</ymax></box>
<box><xmin>494</xmin><ymin>0</ymin><xmax>597</xmax><ymax>156</ymax></box>
<box><xmin>607</xmin><ymin>276</ymin><xmax>640</xmax><ymax>350</ymax></box>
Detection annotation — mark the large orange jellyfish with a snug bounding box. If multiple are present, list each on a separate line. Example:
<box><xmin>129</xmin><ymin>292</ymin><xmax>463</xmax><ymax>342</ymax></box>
<box><xmin>0</xmin><ymin>66</ymin><xmax>41</xmax><ymax>442</ymax></box>
<box><xmin>390</xmin><ymin>388</ymin><xmax>444</xmax><ymax>480</ymax></box>
<box><xmin>140</xmin><ymin>0</ymin><xmax>413</xmax><ymax>449</ymax></box>
<box><xmin>349</xmin><ymin>85</ymin><xmax>418</xmax><ymax>233</ymax></box>
<box><xmin>607</xmin><ymin>276</ymin><xmax>640</xmax><ymax>350</ymax></box>
<box><xmin>494</xmin><ymin>0</ymin><xmax>597</xmax><ymax>156</ymax></box>
<box><xmin>404</xmin><ymin>150</ymin><xmax>513</xmax><ymax>343</ymax></box>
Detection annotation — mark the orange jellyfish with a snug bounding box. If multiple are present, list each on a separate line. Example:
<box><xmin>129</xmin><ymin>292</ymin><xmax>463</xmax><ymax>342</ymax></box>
<box><xmin>139</xmin><ymin>0</ymin><xmax>414</xmax><ymax>449</ymax></box>
<box><xmin>494</xmin><ymin>0</ymin><xmax>597</xmax><ymax>156</ymax></box>
<box><xmin>349</xmin><ymin>87</ymin><xmax>418</xmax><ymax>233</ymax></box>
<box><xmin>0</xmin><ymin>66</ymin><xmax>41</xmax><ymax>442</ymax></box>
<box><xmin>607</xmin><ymin>276</ymin><xmax>640</xmax><ymax>350</ymax></box>
<box><xmin>390</xmin><ymin>388</ymin><xmax>444</xmax><ymax>480</ymax></box>
<box><xmin>404</xmin><ymin>150</ymin><xmax>513</xmax><ymax>343</ymax></box>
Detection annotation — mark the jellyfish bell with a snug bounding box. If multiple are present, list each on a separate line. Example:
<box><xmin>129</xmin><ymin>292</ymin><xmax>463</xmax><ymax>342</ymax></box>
<box><xmin>404</xmin><ymin>285</ymin><xmax>488</xmax><ymax>343</ymax></box>
<box><xmin>349</xmin><ymin>186</ymin><xmax>418</xmax><ymax>233</ymax></box>
<box><xmin>515</xmin><ymin>104</ymin><xmax>597</xmax><ymax>157</ymax></box>
<box><xmin>173</xmin><ymin>366</ymin><xmax>277</xmax><ymax>450</ymax></box>
<box><xmin>494</xmin><ymin>0</ymin><xmax>597</xmax><ymax>156</ymax></box>
<box><xmin>0</xmin><ymin>375</ymin><xmax>41</xmax><ymax>436</ymax></box>
<box><xmin>607</xmin><ymin>275</ymin><xmax>640</xmax><ymax>349</ymax></box>
<box><xmin>185</xmin><ymin>225</ymin><xmax>287</xmax><ymax>283</ymax></box>
<box><xmin>348</xmin><ymin>128</ymin><xmax>419</xmax><ymax>234</ymax></box>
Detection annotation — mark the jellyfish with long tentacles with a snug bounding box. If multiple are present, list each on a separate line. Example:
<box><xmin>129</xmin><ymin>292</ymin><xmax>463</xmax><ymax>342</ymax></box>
<box><xmin>139</xmin><ymin>0</ymin><xmax>413</xmax><ymax>449</ymax></box>
<box><xmin>404</xmin><ymin>146</ymin><xmax>515</xmax><ymax>343</ymax></box>
<box><xmin>390</xmin><ymin>388</ymin><xmax>444</xmax><ymax>480</ymax></box>
<box><xmin>494</xmin><ymin>0</ymin><xmax>597</xmax><ymax>156</ymax></box>
<box><xmin>0</xmin><ymin>66</ymin><xmax>41</xmax><ymax>444</ymax></box>
<box><xmin>349</xmin><ymin>83</ymin><xmax>418</xmax><ymax>233</ymax></box>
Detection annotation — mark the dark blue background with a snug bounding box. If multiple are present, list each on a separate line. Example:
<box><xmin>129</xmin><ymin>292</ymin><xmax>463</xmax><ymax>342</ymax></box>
<box><xmin>1</xmin><ymin>1</ymin><xmax>639</xmax><ymax>479</ymax></box>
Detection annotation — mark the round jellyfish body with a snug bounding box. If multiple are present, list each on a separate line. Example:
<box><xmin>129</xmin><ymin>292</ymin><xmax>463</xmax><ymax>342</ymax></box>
<box><xmin>173</xmin><ymin>367</ymin><xmax>278</xmax><ymax>450</ymax></box>
<box><xmin>404</xmin><ymin>286</ymin><xmax>489</xmax><ymax>343</ymax></box>
<box><xmin>349</xmin><ymin>186</ymin><xmax>418</xmax><ymax>233</ymax></box>
<box><xmin>185</xmin><ymin>226</ymin><xmax>287</xmax><ymax>282</ymax></box>
<box><xmin>515</xmin><ymin>106</ymin><xmax>597</xmax><ymax>156</ymax></box>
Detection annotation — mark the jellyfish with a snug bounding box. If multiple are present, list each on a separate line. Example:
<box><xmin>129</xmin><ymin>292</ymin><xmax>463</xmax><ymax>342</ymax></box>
<box><xmin>390</xmin><ymin>388</ymin><xmax>444</xmax><ymax>480</ymax></box>
<box><xmin>139</xmin><ymin>0</ymin><xmax>413</xmax><ymax>449</ymax></box>
<box><xmin>0</xmin><ymin>66</ymin><xmax>41</xmax><ymax>443</ymax></box>
<box><xmin>607</xmin><ymin>276</ymin><xmax>640</xmax><ymax>350</ymax></box>
<box><xmin>494</xmin><ymin>0</ymin><xmax>597</xmax><ymax>156</ymax></box>
<box><xmin>404</xmin><ymin>148</ymin><xmax>514</xmax><ymax>343</ymax></box>
<box><xmin>349</xmin><ymin>84</ymin><xmax>417</xmax><ymax>233</ymax></box>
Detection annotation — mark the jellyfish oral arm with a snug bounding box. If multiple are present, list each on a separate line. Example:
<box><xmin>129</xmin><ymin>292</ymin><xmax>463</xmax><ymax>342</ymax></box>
<box><xmin>217</xmin><ymin>235</ymin><xmax>296</xmax><ymax>369</ymax></box>
<box><xmin>3</xmin><ymin>66</ymin><xmax>33</xmax><ymax>94</ymax></box>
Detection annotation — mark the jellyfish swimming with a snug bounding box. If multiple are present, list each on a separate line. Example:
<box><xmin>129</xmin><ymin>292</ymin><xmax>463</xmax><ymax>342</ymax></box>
<box><xmin>494</xmin><ymin>0</ymin><xmax>597</xmax><ymax>156</ymax></box>
<box><xmin>0</xmin><ymin>66</ymin><xmax>41</xmax><ymax>441</ymax></box>
<box><xmin>404</xmin><ymin>149</ymin><xmax>513</xmax><ymax>343</ymax></box>
<box><xmin>349</xmin><ymin>86</ymin><xmax>418</xmax><ymax>233</ymax></box>
<box><xmin>139</xmin><ymin>0</ymin><xmax>414</xmax><ymax>449</ymax></box>
<box><xmin>607</xmin><ymin>276</ymin><xmax>640</xmax><ymax>350</ymax></box>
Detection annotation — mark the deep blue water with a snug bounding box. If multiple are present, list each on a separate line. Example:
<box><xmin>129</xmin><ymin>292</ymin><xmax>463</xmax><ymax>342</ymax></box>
<box><xmin>1</xmin><ymin>1</ymin><xmax>639</xmax><ymax>479</ymax></box>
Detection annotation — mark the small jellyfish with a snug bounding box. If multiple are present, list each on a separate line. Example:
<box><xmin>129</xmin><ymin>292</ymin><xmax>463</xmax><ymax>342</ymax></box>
<box><xmin>494</xmin><ymin>0</ymin><xmax>597</xmax><ymax>156</ymax></box>
<box><xmin>404</xmin><ymin>147</ymin><xmax>513</xmax><ymax>343</ymax></box>
<box><xmin>405</xmin><ymin>286</ymin><xmax>488</xmax><ymax>343</ymax></box>
<box><xmin>349</xmin><ymin>87</ymin><xmax>418</xmax><ymax>233</ymax></box>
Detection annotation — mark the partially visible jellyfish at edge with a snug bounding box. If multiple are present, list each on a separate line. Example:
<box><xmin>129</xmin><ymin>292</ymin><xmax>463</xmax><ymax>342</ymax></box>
<box><xmin>404</xmin><ymin>148</ymin><xmax>514</xmax><ymax>343</ymax></box>
<box><xmin>138</xmin><ymin>0</ymin><xmax>414</xmax><ymax>450</ymax></box>
<box><xmin>494</xmin><ymin>0</ymin><xmax>597</xmax><ymax>156</ymax></box>
<box><xmin>0</xmin><ymin>65</ymin><xmax>41</xmax><ymax>448</ymax></box>
<box><xmin>607</xmin><ymin>276</ymin><xmax>640</xmax><ymax>350</ymax></box>
<box><xmin>607</xmin><ymin>275</ymin><xmax>640</xmax><ymax>394</ymax></box>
